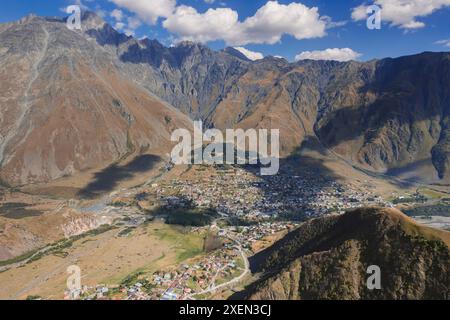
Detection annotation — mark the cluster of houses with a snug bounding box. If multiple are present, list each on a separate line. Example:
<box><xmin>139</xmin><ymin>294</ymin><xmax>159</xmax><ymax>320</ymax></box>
<box><xmin>71</xmin><ymin>164</ymin><xmax>395</xmax><ymax>300</ymax></box>
<box><xmin>223</xmin><ymin>222</ymin><xmax>296</xmax><ymax>250</ymax></box>
<box><xmin>151</xmin><ymin>166</ymin><xmax>391</xmax><ymax>220</ymax></box>
<box><xmin>148</xmin><ymin>249</ymin><xmax>242</xmax><ymax>300</ymax></box>
<box><xmin>64</xmin><ymin>285</ymin><xmax>112</xmax><ymax>300</ymax></box>
<box><xmin>124</xmin><ymin>220</ymin><xmax>295</xmax><ymax>300</ymax></box>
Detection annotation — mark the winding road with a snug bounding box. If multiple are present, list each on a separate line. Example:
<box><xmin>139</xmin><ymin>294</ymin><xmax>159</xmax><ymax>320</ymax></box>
<box><xmin>186</xmin><ymin>236</ymin><xmax>250</xmax><ymax>299</ymax></box>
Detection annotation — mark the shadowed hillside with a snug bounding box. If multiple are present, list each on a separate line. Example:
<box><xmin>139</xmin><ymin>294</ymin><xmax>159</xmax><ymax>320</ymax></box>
<box><xmin>234</xmin><ymin>208</ymin><xmax>449</xmax><ymax>300</ymax></box>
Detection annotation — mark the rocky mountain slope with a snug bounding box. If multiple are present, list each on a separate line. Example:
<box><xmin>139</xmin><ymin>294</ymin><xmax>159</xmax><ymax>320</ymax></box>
<box><xmin>237</xmin><ymin>208</ymin><xmax>449</xmax><ymax>300</ymax></box>
<box><xmin>0</xmin><ymin>13</ymin><xmax>191</xmax><ymax>186</ymax></box>
<box><xmin>80</xmin><ymin>13</ymin><xmax>450</xmax><ymax>182</ymax></box>
<box><xmin>0</xmin><ymin>12</ymin><xmax>449</xmax><ymax>185</ymax></box>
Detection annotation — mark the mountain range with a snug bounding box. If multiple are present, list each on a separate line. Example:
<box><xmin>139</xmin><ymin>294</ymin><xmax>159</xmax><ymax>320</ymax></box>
<box><xmin>0</xmin><ymin>11</ymin><xmax>449</xmax><ymax>186</ymax></box>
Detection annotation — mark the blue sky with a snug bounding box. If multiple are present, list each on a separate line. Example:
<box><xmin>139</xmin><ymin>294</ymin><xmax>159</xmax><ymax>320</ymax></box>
<box><xmin>1</xmin><ymin>0</ymin><xmax>450</xmax><ymax>61</ymax></box>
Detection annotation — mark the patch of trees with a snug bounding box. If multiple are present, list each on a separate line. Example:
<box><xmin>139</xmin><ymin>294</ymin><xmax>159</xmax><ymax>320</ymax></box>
<box><xmin>203</xmin><ymin>234</ymin><xmax>223</xmax><ymax>252</ymax></box>
<box><xmin>152</xmin><ymin>206</ymin><xmax>218</xmax><ymax>227</ymax></box>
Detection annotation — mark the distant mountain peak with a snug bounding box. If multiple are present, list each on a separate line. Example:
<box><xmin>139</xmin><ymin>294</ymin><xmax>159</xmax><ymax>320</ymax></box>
<box><xmin>80</xmin><ymin>10</ymin><xmax>106</xmax><ymax>31</ymax></box>
<box><xmin>176</xmin><ymin>40</ymin><xmax>197</xmax><ymax>47</ymax></box>
<box><xmin>174</xmin><ymin>40</ymin><xmax>211</xmax><ymax>52</ymax></box>
<box><xmin>223</xmin><ymin>47</ymin><xmax>252</xmax><ymax>62</ymax></box>
<box><xmin>17</xmin><ymin>13</ymin><xmax>43</xmax><ymax>25</ymax></box>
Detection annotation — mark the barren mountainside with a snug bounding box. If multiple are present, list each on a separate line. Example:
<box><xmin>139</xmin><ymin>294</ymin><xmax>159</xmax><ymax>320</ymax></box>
<box><xmin>237</xmin><ymin>208</ymin><xmax>450</xmax><ymax>300</ymax></box>
<box><xmin>0</xmin><ymin>13</ymin><xmax>192</xmax><ymax>186</ymax></box>
<box><xmin>0</xmin><ymin>12</ymin><xmax>449</xmax><ymax>185</ymax></box>
<box><xmin>105</xmin><ymin>24</ymin><xmax>450</xmax><ymax>182</ymax></box>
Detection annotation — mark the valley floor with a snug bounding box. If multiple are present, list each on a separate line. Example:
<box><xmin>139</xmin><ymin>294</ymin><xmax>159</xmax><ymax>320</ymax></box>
<box><xmin>0</xmin><ymin>155</ymin><xmax>449</xmax><ymax>300</ymax></box>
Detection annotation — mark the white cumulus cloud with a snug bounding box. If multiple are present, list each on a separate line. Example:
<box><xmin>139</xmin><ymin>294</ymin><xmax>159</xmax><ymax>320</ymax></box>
<box><xmin>162</xmin><ymin>1</ymin><xmax>327</xmax><ymax>45</ymax></box>
<box><xmin>233</xmin><ymin>47</ymin><xmax>264</xmax><ymax>61</ymax></box>
<box><xmin>109</xmin><ymin>10</ymin><xmax>142</xmax><ymax>34</ymax></box>
<box><xmin>110</xmin><ymin>9</ymin><xmax>124</xmax><ymax>21</ymax></box>
<box><xmin>435</xmin><ymin>39</ymin><xmax>450</xmax><ymax>47</ymax></box>
<box><xmin>295</xmin><ymin>48</ymin><xmax>362</xmax><ymax>62</ymax></box>
<box><xmin>114</xmin><ymin>22</ymin><xmax>125</xmax><ymax>30</ymax></box>
<box><xmin>127</xmin><ymin>16</ymin><xmax>142</xmax><ymax>29</ymax></box>
<box><xmin>352</xmin><ymin>0</ymin><xmax>450</xmax><ymax>29</ymax></box>
<box><xmin>162</xmin><ymin>6</ymin><xmax>239</xmax><ymax>43</ymax></box>
<box><xmin>230</xmin><ymin>1</ymin><xmax>327</xmax><ymax>45</ymax></box>
<box><xmin>109</xmin><ymin>0</ymin><xmax>176</xmax><ymax>24</ymax></box>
